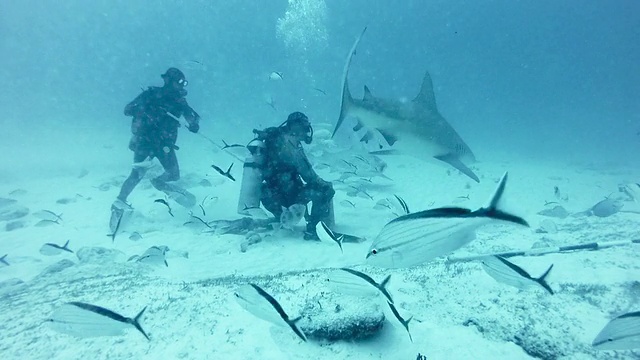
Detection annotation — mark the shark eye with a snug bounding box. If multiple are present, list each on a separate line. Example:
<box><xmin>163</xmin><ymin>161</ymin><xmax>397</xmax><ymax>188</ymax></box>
<box><xmin>371</xmin><ymin>249</ymin><xmax>378</xmax><ymax>255</ymax></box>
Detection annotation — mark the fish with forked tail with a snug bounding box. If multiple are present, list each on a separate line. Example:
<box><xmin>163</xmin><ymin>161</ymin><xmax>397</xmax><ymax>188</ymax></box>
<box><xmin>366</xmin><ymin>172</ymin><xmax>528</xmax><ymax>268</ymax></box>
<box><xmin>47</xmin><ymin>302</ymin><xmax>149</xmax><ymax>340</ymax></box>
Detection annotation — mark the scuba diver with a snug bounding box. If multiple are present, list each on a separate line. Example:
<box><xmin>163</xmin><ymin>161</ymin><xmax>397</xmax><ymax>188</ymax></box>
<box><xmin>238</xmin><ymin>112</ymin><xmax>335</xmax><ymax>240</ymax></box>
<box><xmin>111</xmin><ymin>67</ymin><xmax>200</xmax><ymax>225</ymax></box>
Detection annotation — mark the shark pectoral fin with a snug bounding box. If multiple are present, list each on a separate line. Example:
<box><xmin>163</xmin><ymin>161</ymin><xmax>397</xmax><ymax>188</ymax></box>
<box><xmin>375</xmin><ymin>128</ymin><xmax>398</xmax><ymax>146</ymax></box>
<box><xmin>434</xmin><ymin>154</ymin><xmax>480</xmax><ymax>183</ymax></box>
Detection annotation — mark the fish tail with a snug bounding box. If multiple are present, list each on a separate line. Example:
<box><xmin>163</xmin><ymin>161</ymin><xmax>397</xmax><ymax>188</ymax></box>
<box><xmin>379</xmin><ymin>274</ymin><xmax>394</xmax><ymax>303</ymax></box>
<box><xmin>404</xmin><ymin>316</ymin><xmax>414</xmax><ymax>343</ymax></box>
<box><xmin>536</xmin><ymin>264</ymin><xmax>555</xmax><ymax>295</ymax></box>
<box><xmin>337</xmin><ymin>235</ymin><xmax>344</xmax><ymax>254</ymax></box>
<box><xmin>332</xmin><ymin>27</ymin><xmax>366</xmax><ymax>139</ymax></box>
<box><xmin>288</xmin><ymin>316</ymin><xmax>308</xmax><ymax>342</ymax></box>
<box><xmin>132</xmin><ymin>306</ymin><xmax>150</xmax><ymax>340</ymax></box>
<box><xmin>480</xmin><ymin>172</ymin><xmax>529</xmax><ymax>227</ymax></box>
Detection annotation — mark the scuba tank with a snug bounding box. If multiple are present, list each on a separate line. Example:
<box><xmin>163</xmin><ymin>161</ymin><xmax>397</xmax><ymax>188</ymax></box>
<box><xmin>237</xmin><ymin>138</ymin><xmax>266</xmax><ymax>215</ymax></box>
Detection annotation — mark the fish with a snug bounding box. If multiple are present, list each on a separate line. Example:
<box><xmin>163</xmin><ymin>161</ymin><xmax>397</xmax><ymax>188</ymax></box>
<box><xmin>211</xmin><ymin>163</ymin><xmax>236</xmax><ymax>182</ymax></box>
<box><xmin>620</xmin><ymin>183</ymin><xmax>640</xmax><ymax>202</ymax></box>
<box><xmin>384</xmin><ymin>300</ymin><xmax>413</xmax><ymax>342</ymax></box>
<box><xmin>241</xmin><ymin>205</ymin><xmax>270</xmax><ymax>219</ymax></box>
<box><xmin>480</xmin><ymin>256</ymin><xmax>554</xmax><ymax>294</ymax></box>
<box><xmin>39</xmin><ymin>240</ymin><xmax>74</xmax><ymax>256</ymax></box>
<box><xmin>592</xmin><ymin>311</ymin><xmax>640</xmax><ymax>350</ymax></box>
<box><xmin>221</xmin><ymin>140</ymin><xmax>245</xmax><ymax>151</ymax></box>
<box><xmin>373</xmin><ymin>199</ymin><xmax>393</xmax><ymax>211</ymax></box>
<box><xmin>316</xmin><ymin>221</ymin><xmax>345</xmax><ymax>253</ymax></box>
<box><xmin>366</xmin><ymin>172</ymin><xmax>528</xmax><ymax>268</ymax></box>
<box><xmin>0</xmin><ymin>254</ymin><xmax>8</xmax><ymax>266</ymax></box>
<box><xmin>394</xmin><ymin>194</ymin><xmax>410</xmax><ymax>214</ymax></box>
<box><xmin>47</xmin><ymin>301</ymin><xmax>149</xmax><ymax>340</ymax></box>
<box><xmin>269</xmin><ymin>71</ymin><xmax>283</xmax><ymax>81</ymax></box>
<box><xmin>128</xmin><ymin>232</ymin><xmax>143</xmax><ymax>241</ymax></box>
<box><xmin>107</xmin><ymin>209</ymin><xmax>124</xmax><ymax>242</ymax></box>
<box><xmin>588</xmin><ymin>198</ymin><xmax>624</xmax><ymax>217</ymax></box>
<box><xmin>187</xmin><ymin>213</ymin><xmax>213</xmax><ymax>229</ymax></box>
<box><xmin>154</xmin><ymin>198</ymin><xmax>174</xmax><ymax>217</ymax></box>
<box><xmin>327</xmin><ymin>268</ymin><xmax>393</xmax><ymax>303</ymax></box>
<box><xmin>313</xmin><ymin>87</ymin><xmax>327</xmax><ymax>95</ymax></box>
<box><xmin>182</xmin><ymin>59</ymin><xmax>205</xmax><ymax>70</ymax></box>
<box><xmin>340</xmin><ymin>199</ymin><xmax>356</xmax><ymax>208</ymax></box>
<box><xmin>265</xmin><ymin>94</ymin><xmax>277</xmax><ymax>111</ymax></box>
<box><xmin>279</xmin><ymin>204</ymin><xmax>306</xmax><ymax>230</ymax></box>
<box><xmin>234</xmin><ymin>283</ymin><xmax>307</xmax><ymax>342</ymax></box>
<box><xmin>331</xmin><ymin>27</ymin><xmax>479</xmax><ymax>183</ymax></box>
<box><xmin>33</xmin><ymin>209</ymin><xmax>63</xmax><ymax>222</ymax></box>
<box><xmin>35</xmin><ymin>219</ymin><xmax>60</xmax><ymax>227</ymax></box>
<box><xmin>136</xmin><ymin>246</ymin><xmax>169</xmax><ymax>267</ymax></box>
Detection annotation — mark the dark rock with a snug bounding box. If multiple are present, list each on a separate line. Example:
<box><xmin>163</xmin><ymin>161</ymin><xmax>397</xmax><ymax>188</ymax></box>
<box><xmin>297</xmin><ymin>293</ymin><xmax>385</xmax><ymax>341</ymax></box>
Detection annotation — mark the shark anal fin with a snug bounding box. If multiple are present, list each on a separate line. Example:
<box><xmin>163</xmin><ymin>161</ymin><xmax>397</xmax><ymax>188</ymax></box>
<box><xmin>363</xmin><ymin>85</ymin><xmax>374</xmax><ymax>101</ymax></box>
<box><xmin>376</xmin><ymin>128</ymin><xmax>398</xmax><ymax>146</ymax></box>
<box><xmin>434</xmin><ymin>153</ymin><xmax>479</xmax><ymax>183</ymax></box>
<box><xmin>360</xmin><ymin>130</ymin><xmax>375</xmax><ymax>143</ymax></box>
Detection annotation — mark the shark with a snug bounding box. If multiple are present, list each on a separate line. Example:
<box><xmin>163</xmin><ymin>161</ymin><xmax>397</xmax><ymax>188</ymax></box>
<box><xmin>331</xmin><ymin>27</ymin><xmax>480</xmax><ymax>183</ymax></box>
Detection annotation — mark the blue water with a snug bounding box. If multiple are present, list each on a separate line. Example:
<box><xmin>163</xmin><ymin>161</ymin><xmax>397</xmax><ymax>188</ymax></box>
<box><xmin>1</xmin><ymin>1</ymin><xmax>638</xmax><ymax>173</ymax></box>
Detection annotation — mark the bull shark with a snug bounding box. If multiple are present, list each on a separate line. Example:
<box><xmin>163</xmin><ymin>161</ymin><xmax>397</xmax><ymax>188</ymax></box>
<box><xmin>331</xmin><ymin>27</ymin><xmax>480</xmax><ymax>183</ymax></box>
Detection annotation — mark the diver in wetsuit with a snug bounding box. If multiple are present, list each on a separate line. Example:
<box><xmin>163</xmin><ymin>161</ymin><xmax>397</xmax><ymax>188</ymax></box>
<box><xmin>247</xmin><ymin>112</ymin><xmax>335</xmax><ymax>240</ymax></box>
<box><xmin>112</xmin><ymin>67</ymin><xmax>200</xmax><ymax>213</ymax></box>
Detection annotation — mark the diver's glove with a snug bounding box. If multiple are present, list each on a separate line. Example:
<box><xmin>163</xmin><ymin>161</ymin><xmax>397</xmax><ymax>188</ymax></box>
<box><xmin>187</xmin><ymin>122</ymin><xmax>200</xmax><ymax>133</ymax></box>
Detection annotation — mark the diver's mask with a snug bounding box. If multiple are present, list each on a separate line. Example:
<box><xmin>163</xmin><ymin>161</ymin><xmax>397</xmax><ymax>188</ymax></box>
<box><xmin>280</xmin><ymin>112</ymin><xmax>313</xmax><ymax>144</ymax></box>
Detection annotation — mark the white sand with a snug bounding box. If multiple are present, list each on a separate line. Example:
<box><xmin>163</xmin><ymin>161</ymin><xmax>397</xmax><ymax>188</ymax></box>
<box><xmin>1</xmin><ymin>135</ymin><xmax>639</xmax><ymax>360</ymax></box>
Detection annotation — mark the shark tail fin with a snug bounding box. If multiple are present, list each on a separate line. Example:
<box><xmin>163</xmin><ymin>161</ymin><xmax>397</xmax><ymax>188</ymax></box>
<box><xmin>332</xmin><ymin>27</ymin><xmax>367</xmax><ymax>138</ymax></box>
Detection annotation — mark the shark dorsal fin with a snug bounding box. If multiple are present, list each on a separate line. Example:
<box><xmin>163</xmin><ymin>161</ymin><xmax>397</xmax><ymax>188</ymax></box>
<box><xmin>363</xmin><ymin>85</ymin><xmax>374</xmax><ymax>101</ymax></box>
<box><xmin>413</xmin><ymin>71</ymin><xmax>438</xmax><ymax>112</ymax></box>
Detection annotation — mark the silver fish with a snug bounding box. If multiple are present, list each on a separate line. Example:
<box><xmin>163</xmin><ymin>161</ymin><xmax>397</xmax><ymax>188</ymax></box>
<box><xmin>39</xmin><ymin>240</ymin><xmax>74</xmax><ymax>256</ymax></box>
<box><xmin>47</xmin><ymin>302</ymin><xmax>149</xmax><ymax>340</ymax></box>
<box><xmin>384</xmin><ymin>301</ymin><xmax>413</xmax><ymax>342</ymax></box>
<box><xmin>366</xmin><ymin>172</ymin><xmax>528</xmax><ymax>268</ymax></box>
<box><xmin>316</xmin><ymin>221</ymin><xmax>344</xmax><ymax>253</ymax></box>
<box><xmin>480</xmin><ymin>256</ymin><xmax>554</xmax><ymax>294</ymax></box>
<box><xmin>592</xmin><ymin>311</ymin><xmax>640</xmax><ymax>350</ymax></box>
<box><xmin>327</xmin><ymin>268</ymin><xmax>393</xmax><ymax>304</ymax></box>
<box><xmin>234</xmin><ymin>283</ymin><xmax>306</xmax><ymax>342</ymax></box>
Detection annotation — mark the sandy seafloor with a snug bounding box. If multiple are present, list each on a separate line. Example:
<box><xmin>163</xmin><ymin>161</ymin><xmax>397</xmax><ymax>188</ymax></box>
<box><xmin>0</xmin><ymin>128</ymin><xmax>639</xmax><ymax>360</ymax></box>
